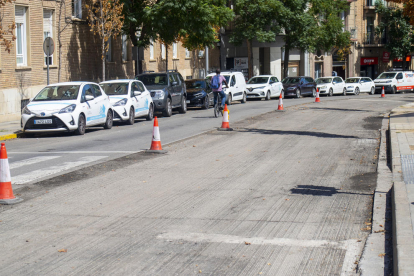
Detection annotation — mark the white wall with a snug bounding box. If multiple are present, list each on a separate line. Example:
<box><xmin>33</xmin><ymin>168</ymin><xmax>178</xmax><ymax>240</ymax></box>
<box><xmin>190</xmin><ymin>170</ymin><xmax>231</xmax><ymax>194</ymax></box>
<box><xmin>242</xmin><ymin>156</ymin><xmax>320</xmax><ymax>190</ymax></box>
<box><xmin>270</xmin><ymin>47</ymin><xmax>282</xmax><ymax>80</ymax></box>
<box><xmin>253</xmin><ymin>47</ymin><xmax>260</xmax><ymax>76</ymax></box>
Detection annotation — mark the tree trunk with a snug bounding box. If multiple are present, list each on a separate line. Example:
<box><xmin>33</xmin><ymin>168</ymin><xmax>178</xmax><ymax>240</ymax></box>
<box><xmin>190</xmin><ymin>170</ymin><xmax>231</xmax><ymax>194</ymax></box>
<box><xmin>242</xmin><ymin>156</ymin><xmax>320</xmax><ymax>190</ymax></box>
<box><xmin>100</xmin><ymin>1</ymin><xmax>105</xmax><ymax>81</ymax></box>
<box><xmin>283</xmin><ymin>46</ymin><xmax>290</xmax><ymax>79</ymax></box>
<box><xmin>165</xmin><ymin>45</ymin><xmax>168</xmax><ymax>72</ymax></box>
<box><xmin>57</xmin><ymin>0</ymin><xmax>63</xmax><ymax>82</ymax></box>
<box><xmin>246</xmin><ymin>39</ymin><xmax>253</xmax><ymax>79</ymax></box>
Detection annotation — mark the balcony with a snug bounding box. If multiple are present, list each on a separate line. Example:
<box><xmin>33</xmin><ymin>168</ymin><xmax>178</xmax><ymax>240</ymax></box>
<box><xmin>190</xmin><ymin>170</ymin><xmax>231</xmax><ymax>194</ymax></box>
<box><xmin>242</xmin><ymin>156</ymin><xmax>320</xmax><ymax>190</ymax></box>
<box><xmin>363</xmin><ymin>32</ymin><xmax>387</xmax><ymax>45</ymax></box>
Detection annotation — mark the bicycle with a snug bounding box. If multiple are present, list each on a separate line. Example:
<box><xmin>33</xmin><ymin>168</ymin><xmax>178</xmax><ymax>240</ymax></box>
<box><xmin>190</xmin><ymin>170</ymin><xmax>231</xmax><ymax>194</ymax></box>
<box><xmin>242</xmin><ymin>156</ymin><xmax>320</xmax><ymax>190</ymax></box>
<box><xmin>213</xmin><ymin>92</ymin><xmax>225</xmax><ymax>118</ymax></box>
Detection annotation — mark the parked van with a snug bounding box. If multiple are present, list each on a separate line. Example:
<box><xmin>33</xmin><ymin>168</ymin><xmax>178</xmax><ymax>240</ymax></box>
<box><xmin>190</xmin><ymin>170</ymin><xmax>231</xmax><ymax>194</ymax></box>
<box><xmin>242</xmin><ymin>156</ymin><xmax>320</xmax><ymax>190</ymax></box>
<box><xmin>206</xmin><ymin>71</ymin><xmax>247</xmax><ymax>104</ymax></box>
<box><xmin>374</xmin><ymin>71</ymin><xmax>414</xmax><ymax>94</ymax></box>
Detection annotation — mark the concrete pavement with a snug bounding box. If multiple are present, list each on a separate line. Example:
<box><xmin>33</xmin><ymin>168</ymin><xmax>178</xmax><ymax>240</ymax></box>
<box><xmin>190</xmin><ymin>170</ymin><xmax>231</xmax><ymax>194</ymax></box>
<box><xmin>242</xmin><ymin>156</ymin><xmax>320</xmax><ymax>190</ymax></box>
<box><xmin>0</xmin><ymin>97</ymin><xmax>400</xmax><ymax>275</ymax></box>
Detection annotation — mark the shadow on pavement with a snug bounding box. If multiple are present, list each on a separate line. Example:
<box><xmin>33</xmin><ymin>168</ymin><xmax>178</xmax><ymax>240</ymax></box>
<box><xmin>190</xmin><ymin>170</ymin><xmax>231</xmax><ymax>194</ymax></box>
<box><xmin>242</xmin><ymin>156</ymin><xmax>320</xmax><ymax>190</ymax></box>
<box><xmin>238</xmin><ymin>128</ymin><xmax>359</xmax><ymax>139</ymax></box>
<box><xmin>290</xmin><ymin>185</ymin><xmax>373</xmax><ymax>196</ymax></box>
<box><xmin>390</xmin><ymin>111</ymin><xmax>414</xmax><ymax>118</ymax></box>
<box><xmin>310</xmin><ymin>107</ymin><xmax>371</xmax><ymax>112</ymax></box>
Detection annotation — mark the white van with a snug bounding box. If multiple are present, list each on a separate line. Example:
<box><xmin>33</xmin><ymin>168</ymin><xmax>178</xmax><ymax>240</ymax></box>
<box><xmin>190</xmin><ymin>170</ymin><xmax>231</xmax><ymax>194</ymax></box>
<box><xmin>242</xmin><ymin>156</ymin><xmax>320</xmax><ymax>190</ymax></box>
<box><xmin>374</xmin><ymin>71</ymin><xmax>414</xmax><ymax>94</ymax></box>
<box><xmin>206</xmin><ymin>71</ymin><xmax>247</xmax><ymax>104</ymax></box>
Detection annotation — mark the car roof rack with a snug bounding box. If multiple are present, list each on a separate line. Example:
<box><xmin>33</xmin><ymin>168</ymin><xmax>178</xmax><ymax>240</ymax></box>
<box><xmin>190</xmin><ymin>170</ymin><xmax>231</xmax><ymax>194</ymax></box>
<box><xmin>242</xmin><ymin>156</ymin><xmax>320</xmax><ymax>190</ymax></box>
<box><xmin>143</xmin><ymin>70</ymin><xmax>155</xmax><ymax>73</ymax></box>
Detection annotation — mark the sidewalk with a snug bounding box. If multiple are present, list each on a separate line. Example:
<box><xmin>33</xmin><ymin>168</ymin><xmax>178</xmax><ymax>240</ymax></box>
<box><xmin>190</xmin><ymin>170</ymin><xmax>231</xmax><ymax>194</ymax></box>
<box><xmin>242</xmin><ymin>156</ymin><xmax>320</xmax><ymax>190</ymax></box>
<box><xmin>389</xmin><ymin>103</ymin><xmax>414</xmax><ymax>276</ymax></box>
<box><xmin>0</xmin><ymin>120</ymin><xmax>23</xmax><ymax>141</ymax></box>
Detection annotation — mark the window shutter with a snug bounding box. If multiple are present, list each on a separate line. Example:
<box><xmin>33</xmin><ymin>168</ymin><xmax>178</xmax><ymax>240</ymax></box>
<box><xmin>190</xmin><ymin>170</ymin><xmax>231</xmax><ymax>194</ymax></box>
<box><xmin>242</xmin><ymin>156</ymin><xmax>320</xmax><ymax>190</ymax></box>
<box><xmin>43</xmin><ymin>10</ymin><xmax>52</xmax><ymax>33</ymax></box>
<box><xmin>15</xmin><ymin>6</ymin><xmax>25</xmax><ymax>24</ymax></box>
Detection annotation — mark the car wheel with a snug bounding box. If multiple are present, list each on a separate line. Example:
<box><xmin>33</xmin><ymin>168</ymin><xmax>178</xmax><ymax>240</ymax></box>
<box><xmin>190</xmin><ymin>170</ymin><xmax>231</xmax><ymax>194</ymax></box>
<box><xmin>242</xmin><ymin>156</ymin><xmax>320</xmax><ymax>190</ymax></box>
<box><xmin>179</xmin><ymin>96</ymin><xmax>187</xmax><ymax>114</ymax></box>
<box><xmin>104</xmin><ymin>110</ymin><xmax>113</xmax><ymax>129</ymax></box>
<box><xmin>202</xmin><ymin>96</ymin><xmax>209</xmax><ymax>109</ymax></box>
<box><xmin>241</xmin><ymin>92</ymin><xmax>247</xmax><ymax>103</ymax></box>
<box><xmin>370</xmin><ymin>87</ymin><xmax>375</xmax><ymax>95</ymax></box>
<box><xmin>163</xmin><ymin>98</ymin><xmax>173</xmax><ymax>117</ymax></box>
<box><xmin>343</xmin><ymin>87</ymin><xmax>347</xmax><ymax>96</ymax></box>
<box><xmin>226</xmin><ymin>93</ymin><xmax>232</xmax><ymax>105</ymax></box>
<box><xmin>312</xmin><ymin>88</ymin><xmax>316</xmax><ymax>98</ymax></box>
<box><xmin>329</xmin><ymin>88</ymin><xmax>333</xmax><ymax>97</ymax></box>
<box><xmin>296</xmin><ymin>88</ymin><xmax>301</xmax><ymax>98</ymax></box>
<box><xmin>146</xmin><ymin>104</ymin><xmax>154</xmax><ymax>121</ymax></box>
<box><xmin>355</xmin><ymin>87</ymin><xmax>360</xmax><ymax>96</ymax></box>
<box><xmin>392</xmin><ymin>86</ymin><xmax>396</xmax><ymax>94</ymax></box>
<box><xmin>75</xmin><ymin>114</ymin><xmax>86</xmax><ymax>135</ymax></box>
<box><xmin>265</xmin><ymin>91</ymin><xmax>271</xmax><ymax>100</ymax></box>
<box><xmin>127</xmin><ymin>107</ymin><xmax>135</xmax><ymax>125</ymax></box>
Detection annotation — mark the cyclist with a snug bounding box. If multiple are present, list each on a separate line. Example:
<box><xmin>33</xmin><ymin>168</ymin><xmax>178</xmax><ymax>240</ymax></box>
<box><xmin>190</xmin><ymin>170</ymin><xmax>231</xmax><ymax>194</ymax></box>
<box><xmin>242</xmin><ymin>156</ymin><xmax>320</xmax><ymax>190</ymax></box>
<box><xmin>211</xmin><ymin>69</ymin><xmax>229</xmax><ymax>110</ymax></box>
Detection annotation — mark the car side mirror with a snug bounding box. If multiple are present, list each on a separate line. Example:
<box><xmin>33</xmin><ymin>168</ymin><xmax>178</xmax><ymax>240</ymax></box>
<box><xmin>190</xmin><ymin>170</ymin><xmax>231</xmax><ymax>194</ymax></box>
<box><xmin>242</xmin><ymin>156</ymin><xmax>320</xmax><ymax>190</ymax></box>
<box><xmin>85</xmin><ymin>95</ymin><xmax>94</xmax><ymax>101</ymax></box>
<box><xmin>171</xmin><ymin>81</ymin><xmax>178</xmax><ymax>86</ymax></box>
<box><xmin>134</xmin><ymin>91</ymin><xmax>142</xmax><ymax>96</ymax></box>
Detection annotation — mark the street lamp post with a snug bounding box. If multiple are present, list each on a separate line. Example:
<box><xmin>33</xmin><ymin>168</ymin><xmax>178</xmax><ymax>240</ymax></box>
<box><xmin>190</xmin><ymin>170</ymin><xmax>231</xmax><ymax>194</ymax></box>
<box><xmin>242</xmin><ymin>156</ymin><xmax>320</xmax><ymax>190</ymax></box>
<box><xmin>135</xmin><ymin>29</ymin><xmax>141</xmax><ymax>77</ymax></box>
<box><xmin>217</xmin><ymin>40</ymin><xmax>221</xmax><ymax>70</ymax></box>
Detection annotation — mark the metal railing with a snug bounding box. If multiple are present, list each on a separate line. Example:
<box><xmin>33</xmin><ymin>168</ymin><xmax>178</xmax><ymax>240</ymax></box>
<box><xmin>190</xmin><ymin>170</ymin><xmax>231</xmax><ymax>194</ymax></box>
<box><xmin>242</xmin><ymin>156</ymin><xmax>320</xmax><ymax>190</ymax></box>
<box><xmin>363</xmin><ymin>32</ymin><xmax>387</xmax><ymax>45</ymax></box>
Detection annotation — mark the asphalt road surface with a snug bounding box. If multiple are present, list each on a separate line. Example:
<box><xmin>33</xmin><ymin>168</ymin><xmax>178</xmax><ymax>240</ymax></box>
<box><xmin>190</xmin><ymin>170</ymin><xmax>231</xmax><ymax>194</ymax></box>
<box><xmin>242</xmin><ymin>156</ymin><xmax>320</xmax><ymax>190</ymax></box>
<box><xmin>1</xmin><ymin>93</ymin><xmax>412</xmax><ymax>275</ymax></box>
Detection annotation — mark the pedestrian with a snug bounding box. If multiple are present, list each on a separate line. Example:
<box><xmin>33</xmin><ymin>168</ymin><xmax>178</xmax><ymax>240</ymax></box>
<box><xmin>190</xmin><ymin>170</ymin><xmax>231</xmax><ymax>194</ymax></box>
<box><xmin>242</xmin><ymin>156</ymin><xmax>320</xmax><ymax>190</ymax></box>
<box><xmin>211</xmin><ymin>69</ymin><xmax>229</xmax><ymax>110</ymax></box>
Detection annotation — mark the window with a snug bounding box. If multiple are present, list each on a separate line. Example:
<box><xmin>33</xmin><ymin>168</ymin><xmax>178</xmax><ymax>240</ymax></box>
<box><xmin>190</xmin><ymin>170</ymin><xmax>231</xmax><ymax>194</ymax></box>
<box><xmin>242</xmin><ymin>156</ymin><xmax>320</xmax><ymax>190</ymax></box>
<box><xmin>81</xmin><ymin>84</ymin><xmax>94</xmax><ymax>102</ymax></box>
<box><xmin>137</xmin><ymin>82</ymin><xmax>145</xmax><ymax>92</ymax></box>
<box><xmin>43</xmin><ymin>9</ymin><xmax>53</xmax><ymax>65</ymax></box>
<box><xmin>131</xmin><ymin>82</ymin><xmax>139</xmax><ymax>96</ymax></box>
<box><xmin>106</xmin><ymin>37</ymin><xmax>112</xmax><ymax>62</ymax></box>
<box><xmin>92</xmin><ymin>85</ymin><xmax>102</xmax><ymax>97</ymax></box>
<box><xmin>122</xmin><ymin>34</ymin><xmax>128</xmax><ymax>61</ymax></box>
<box><xmin>185</xmin><ymin>48</ymin><xmax>190</xmax><ymax>58</ymax></box>
<box><xmin>73</xmin><ymin>0</ymin><xmax>82</xmax><ymax>18</ymax></box>
<box><xmin>150</xmin><ymin>39</ymin><xmax>154</xmax><ymax>59</ymax></box>
<box><xmin>168</xmin><ymin>74</ymin><xmax>176</xmax><ymax>84</ymax></box>
<box><xmin>161</xmin><ymin>44</ymin><xmax>166</xmax><ymax>59</ymax></box>
<box><xmin>230</xmin><ymin>76</ymin><xmax>236</xmax><ymax>86</ymax></box>
<box><xmin>173</xmin><ymin>42</ymin><xmax>177</xmax><ymax>58</ymax></box>
<box><xmin>397</xmin><ymin>73</ymin><xmax>403</xmax><ymax>79</ymax></box>
<box><xmin>15</xmin><ymin>6</ymin><xmax>27</xmax><ymax>66</ymax></box>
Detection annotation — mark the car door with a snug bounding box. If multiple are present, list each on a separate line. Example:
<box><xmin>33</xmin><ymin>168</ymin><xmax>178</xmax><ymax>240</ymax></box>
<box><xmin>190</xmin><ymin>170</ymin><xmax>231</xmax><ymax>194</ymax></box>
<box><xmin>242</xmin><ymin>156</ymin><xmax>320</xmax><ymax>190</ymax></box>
<box><xmin>91</xmin><ymin>84</ymin><xmax>109</xmax><ymax>124</ymax></box>
<box><xmin>169</xmin><ymin>74</ymin><xmax>181</xmax><ymax>106</ymax></box>
<box><xmin>396</xmin><ymin>72</ymin><xmax>404</xmax><ymax>90</ymax></box>
<box><xmin>137</xmin><ymin>81</ymin><xmax>151</xmax><ymax>115</ymax></box>
<box><xmin>81</xmin><ymin>84</ymin><xmax>100</xmax><ymax>125</ymax></box>
<box><xmin>334</xmin><ymin>77</ymin><xmax>342</xmax><ymax>93</ymax></box>
<box><xmin>130</xmin><ymin>82</ymin><xmax>142</xmax><ymax>116</ymax></box>
<box><xmin>362</xmin><ymin>78</ymin><xmax>369</xmax><ymax>92</ymax></box>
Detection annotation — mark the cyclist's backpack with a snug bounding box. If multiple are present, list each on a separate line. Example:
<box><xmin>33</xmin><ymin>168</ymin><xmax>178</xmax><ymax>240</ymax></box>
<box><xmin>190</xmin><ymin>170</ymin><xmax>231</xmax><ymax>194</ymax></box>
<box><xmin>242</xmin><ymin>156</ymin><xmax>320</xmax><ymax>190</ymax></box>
<box><xmin>211</xmin><ymin>75</ymin><xmax>220</xmax><ymax>89</ymax></box>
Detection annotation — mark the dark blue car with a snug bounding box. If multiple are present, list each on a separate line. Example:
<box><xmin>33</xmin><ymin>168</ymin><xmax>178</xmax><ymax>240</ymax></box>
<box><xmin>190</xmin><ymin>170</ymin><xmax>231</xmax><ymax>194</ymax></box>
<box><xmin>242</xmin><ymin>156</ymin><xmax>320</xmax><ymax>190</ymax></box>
<box><xmin>184</xmin><ymin>79</ymin><xmax>214</xmax><ymax>109</ymax></box>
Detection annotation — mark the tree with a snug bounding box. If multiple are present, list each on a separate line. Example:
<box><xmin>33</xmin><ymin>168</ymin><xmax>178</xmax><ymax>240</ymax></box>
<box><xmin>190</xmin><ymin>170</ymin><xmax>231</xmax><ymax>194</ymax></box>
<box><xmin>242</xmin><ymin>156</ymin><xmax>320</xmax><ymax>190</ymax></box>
<box><xmin>387</xmin><ymin>0</ymin><xmax>414</xmax><ymax>25</ymax></box>
<box><xmin>229</xmin><ymin>0</ymin><xmax>283</xmax><ymax>79</ymax></box>
<box><xmin>0</xmin><ymin>0</ymin><xmax>16</xmax><ymax>53</ymax></box>
<box><xmin>86</xmin><ymin>0</ymin><xmax>124</xmax><ymax>81</ymax></box>
<box><xmin>375</xmin><ymin>2</ymin><xmax>414</xmax><ymax>70</ymax></box>
<box><xmin>121</xmin><ymin>0</ymin><xmax>233</xmax><ymax>71</ymax></box>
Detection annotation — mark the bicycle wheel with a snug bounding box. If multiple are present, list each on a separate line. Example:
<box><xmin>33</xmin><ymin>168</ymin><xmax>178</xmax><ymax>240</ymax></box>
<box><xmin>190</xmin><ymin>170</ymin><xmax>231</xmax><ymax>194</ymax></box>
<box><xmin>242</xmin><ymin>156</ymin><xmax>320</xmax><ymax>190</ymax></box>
<box><xmin>214</xmin><ymin>103</ymin><xmax>219</xmax><ymax>118</ymax></box>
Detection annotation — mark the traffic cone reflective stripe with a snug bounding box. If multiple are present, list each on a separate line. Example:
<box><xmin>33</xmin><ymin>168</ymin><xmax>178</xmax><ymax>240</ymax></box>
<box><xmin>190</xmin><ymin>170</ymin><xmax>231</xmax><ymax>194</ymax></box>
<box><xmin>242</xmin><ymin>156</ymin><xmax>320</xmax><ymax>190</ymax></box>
<box><xmin>277</xmin><ymin>94</ymin><xmax>284</xmax><ymax>110</ymax></box>
<box><xmin>381</xmin><ymin>86</ymin><xmax>385</xmax><ymax>98</ymax></box>
<box><xmin>150</xmin><ymin>117</ymin><xmax>163</xmax><ymax>151</ymax></box>
<box><xmin>221</xmin><ymin>104</ymin><xmax>230</xmax><ymax>129</ymax></box>
<box><xmin>315</xmin><ymin>88</ymin><xmax>321</xmax><ymax>103</ymax></box>
<box><xmin>0</xmin><ymin>143</ymin><xmax>22</xmax><ymax>204</ymax></box>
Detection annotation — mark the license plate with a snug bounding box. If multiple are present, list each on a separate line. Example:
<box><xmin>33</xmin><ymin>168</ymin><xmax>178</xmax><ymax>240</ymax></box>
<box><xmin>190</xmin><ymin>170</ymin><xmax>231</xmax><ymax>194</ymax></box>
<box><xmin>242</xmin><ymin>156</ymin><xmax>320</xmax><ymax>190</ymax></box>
<box><xmin>34</xmin><ymin>119</ymin><xmax>52</xmax><ymax>124</ymax></box>
<box><xmin>186</xmin><ymin>100</ymin><xmax>190</xmax><ymax>103</ymax></box>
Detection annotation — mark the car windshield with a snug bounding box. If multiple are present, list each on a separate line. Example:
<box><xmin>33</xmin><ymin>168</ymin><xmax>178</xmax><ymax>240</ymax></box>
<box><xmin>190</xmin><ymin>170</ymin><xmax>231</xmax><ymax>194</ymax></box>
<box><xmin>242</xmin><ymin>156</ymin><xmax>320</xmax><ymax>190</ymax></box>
<box><xmin>137</xmin><ymin>74</ymin><xmax>168</xmax><ymax>86</ymax></box>
<box><xmin>248</xmin><ymin>77</ymin><xmax>269</xmax><ymax>84</ymax></box>
<box><xmin>345</xmin><ymin>78</ymin><xmax>360</xmax><ymax>83</ymax></box>
<box><xmin>282</xmin><ymin>78</ymin><xmax>300</xmax><ymax>84</ymax></box>
<box><xmin>100</xmin><ymin>82</ymin><xmax>129</xmax><ymax>95</ymax></box>
<box><xmin>33</xmin><ymin>85</ymin><xmax>80</xmax><ymax>101</ymax></box>
<box><xmin>377</xmin><ymin>72</ymin><xmax>396</xmax><ymax>79</ymax></box>
<box><xmin>316</xmin><ymin>78</ymin><xmax>332</xmax><ymax>84</ymax></box>
<box><xmin>185</xmin><ymin>80</ymin><xmax>206</xmax><ymax>89</ymax></box>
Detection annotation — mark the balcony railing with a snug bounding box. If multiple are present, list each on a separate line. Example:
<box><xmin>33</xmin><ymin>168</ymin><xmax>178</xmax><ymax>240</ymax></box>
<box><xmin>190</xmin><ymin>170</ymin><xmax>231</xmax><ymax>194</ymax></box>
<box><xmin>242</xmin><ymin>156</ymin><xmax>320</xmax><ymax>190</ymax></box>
<box><xmin>363</xmin><ymin>32</ymin><xmax>387</xmax><ymax>45</ymax></box>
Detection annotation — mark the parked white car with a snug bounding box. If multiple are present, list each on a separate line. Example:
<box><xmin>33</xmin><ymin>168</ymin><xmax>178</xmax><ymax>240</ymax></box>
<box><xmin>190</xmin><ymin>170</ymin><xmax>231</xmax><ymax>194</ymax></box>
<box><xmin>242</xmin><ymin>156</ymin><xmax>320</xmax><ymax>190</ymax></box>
<box><xmin>246</xmin><ymin>75</ymin><xmax>283</xmax><ymax>100</ymax></box>
<box><xmin>22</xmin><ymin>82</ymin><xmax>113</xmax><ymax>135</ymax></box>
<box><xmin>345</xmin><ymin>77</ymin><xmax>375</xmax><ymax>95</ymax></box>
<box><xmin>100</xmin><ymin>80</ymin><xmax>154</xmax><ymax>124</ymax></box>
<box><xmin>374</xmin><ymin>71</ymin><xmax>414</xmax><ymax>94</ymax></box>
<box><xmin>206</xmin><ymin>71</ymin><xmax>247</xmax><ymax>104</ymax></box>
<box><xmin>316</xmin><ymin>77</ymin><xmax>346</xmax><ymax>96</ymax></box>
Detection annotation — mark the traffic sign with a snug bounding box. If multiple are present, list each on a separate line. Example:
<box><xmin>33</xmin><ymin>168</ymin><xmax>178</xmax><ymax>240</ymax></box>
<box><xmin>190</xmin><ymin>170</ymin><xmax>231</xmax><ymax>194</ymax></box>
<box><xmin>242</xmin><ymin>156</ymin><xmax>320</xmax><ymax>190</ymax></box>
<box><xmin>43</xmin><ymin>37</ymin><xmax>55</xmax><ymax>56</ymax></box>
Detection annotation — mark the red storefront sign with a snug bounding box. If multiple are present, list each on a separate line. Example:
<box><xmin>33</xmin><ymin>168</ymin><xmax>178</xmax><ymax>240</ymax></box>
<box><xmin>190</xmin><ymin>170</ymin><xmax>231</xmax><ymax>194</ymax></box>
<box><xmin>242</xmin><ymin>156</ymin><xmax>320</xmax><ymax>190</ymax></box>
<box><xmin>361</xmin><ymin>57</ymin><xmax>378</xmax><ymax>65</ymax></box>
<box><xmin>393</xmin><ymin>56</ymin><xmax>411</xmax><ymax>62</ymax></box>
<box><xmin>382</xmin><ymin>52</ymin><xmax>390</xmax><ymax>63</ymax></box>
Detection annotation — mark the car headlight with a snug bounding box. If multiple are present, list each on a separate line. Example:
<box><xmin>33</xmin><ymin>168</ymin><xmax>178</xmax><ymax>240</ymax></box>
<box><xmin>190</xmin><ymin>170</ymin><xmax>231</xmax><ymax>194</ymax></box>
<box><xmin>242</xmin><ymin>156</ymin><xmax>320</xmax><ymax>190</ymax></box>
<box><xmin>59</xmin><ymin>104</ymin><xmax>77</xmax><ymax>114</ymax></box>
<box><xmin>320</xmin><ymin>86</ymin><xmax>327</xmax><ymax>89</ymax></box>
<box><xmin>114</xmin><ymin>98</ymin><xmax>128</xmax><ymax>106</ymax></box>
<box><xmin>151</xmin><ymin>90</ymin><xmax>165</xmax><ymax>100</ymax></box>
<box><xmin>22</xmin><ymin>106</ymin><xmax>33</xmax><ymax>115</ymax></box>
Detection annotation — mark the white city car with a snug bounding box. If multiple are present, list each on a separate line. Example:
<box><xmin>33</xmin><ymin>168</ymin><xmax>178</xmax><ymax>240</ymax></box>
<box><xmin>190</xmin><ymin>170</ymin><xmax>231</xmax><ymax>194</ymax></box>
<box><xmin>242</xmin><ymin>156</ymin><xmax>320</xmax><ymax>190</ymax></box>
<box><xmin>22</xmin><ymin>82</ymin><xmax>114</xmax><ymax>135</ymax></box>
<box><xmin>316</xmin><ymin>77</ymin><xmax>346</xmax><ymax>96</ymax></box>
<box><xmin>246</xmin><ymin>75</ymin><xmax>283</xmax><ymax>100</ymax></box>
<box><xmin>344</xmin><ymin>77</ymin><xmax>375</xmax><ymax>95</ymax></box>
<box><xmin>100</xmin><ymin>80</ymin><xmax>154</xmax><ymax>125</ymax></box>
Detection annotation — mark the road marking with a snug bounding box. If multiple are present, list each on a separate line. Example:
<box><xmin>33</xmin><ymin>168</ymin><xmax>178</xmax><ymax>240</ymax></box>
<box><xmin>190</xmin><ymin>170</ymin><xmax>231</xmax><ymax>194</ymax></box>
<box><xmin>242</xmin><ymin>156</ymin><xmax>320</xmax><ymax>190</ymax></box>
<box><xmin>157</xmin><ymin>232</ymin><xmax>360</xmax><ymax>276</ymax></box>
<box><xmin>9</xmin><ymin>156</ymin><xmax>61</xmax><ymax>170</ymax></box>
<box><xmin>12</xmin><ymin>156</ymin><xmax>107</xmax><ymax>184</ymax></box>
<box><xmin>8</xmin><ymin>151</ymin><xmax>136</xmax><ymax>154</ymax></box>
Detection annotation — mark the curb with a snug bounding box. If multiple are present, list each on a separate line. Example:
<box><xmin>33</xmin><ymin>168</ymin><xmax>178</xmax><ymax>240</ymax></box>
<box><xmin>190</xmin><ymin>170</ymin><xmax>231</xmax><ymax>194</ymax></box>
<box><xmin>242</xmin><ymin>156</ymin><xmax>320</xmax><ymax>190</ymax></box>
<box><xmin>390</xmin><ymin>108</ymin><xmax>414</xmax><ymax>276</ymax></box>
<box><xmin>0</xmin><ymin>132</ymin><xmax>24</xmax><ymax>141</ymax></box>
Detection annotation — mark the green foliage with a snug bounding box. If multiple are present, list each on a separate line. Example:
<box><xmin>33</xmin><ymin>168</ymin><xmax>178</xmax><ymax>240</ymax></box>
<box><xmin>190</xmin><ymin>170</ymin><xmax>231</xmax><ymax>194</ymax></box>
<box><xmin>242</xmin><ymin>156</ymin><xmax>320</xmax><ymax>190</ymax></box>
<box><xmin>375</xmin><ymin>2</ymin><xmax>414</xmax><ymax>60</ymax></box>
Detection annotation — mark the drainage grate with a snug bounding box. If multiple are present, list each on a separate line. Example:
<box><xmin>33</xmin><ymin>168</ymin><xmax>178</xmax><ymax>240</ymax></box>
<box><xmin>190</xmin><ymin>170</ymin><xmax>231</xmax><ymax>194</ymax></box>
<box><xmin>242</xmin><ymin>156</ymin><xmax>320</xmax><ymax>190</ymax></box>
<box><xmin>401</xmin><ymin>155</ymin><xmax>414</xmax><ymax>184</ymax></box>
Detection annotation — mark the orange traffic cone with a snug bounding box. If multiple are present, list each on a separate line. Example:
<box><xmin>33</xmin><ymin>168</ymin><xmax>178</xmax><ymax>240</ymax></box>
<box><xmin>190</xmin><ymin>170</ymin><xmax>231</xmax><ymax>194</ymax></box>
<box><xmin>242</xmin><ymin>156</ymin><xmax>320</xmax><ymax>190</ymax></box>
<box><xmin>218</xmin><ymin>104</ymin><xmax>233</xmax><ymax>131</ymax></box>
<box><xmin>277</xmin><ymin>93</ymin><xmax>284</xmax><ymax>111</ymax></box>
<box><xmin>315</xmin><ymin>88</ymin><xmax>321</xmax><ymax>103</ymax></box>
<box><xmin>381</xmin><ymin>86</ymin><xmax>385</xmax><ymax>98</ymax></box>
<box><xmin>146</xmin><ymin>117</ymin><xmax>167</xmax><ymax>153</ymax></box>
<box><xmin>0</xmin><ymin>143</ymin><xmax>23</xmax><ymax>205</ymax></box>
